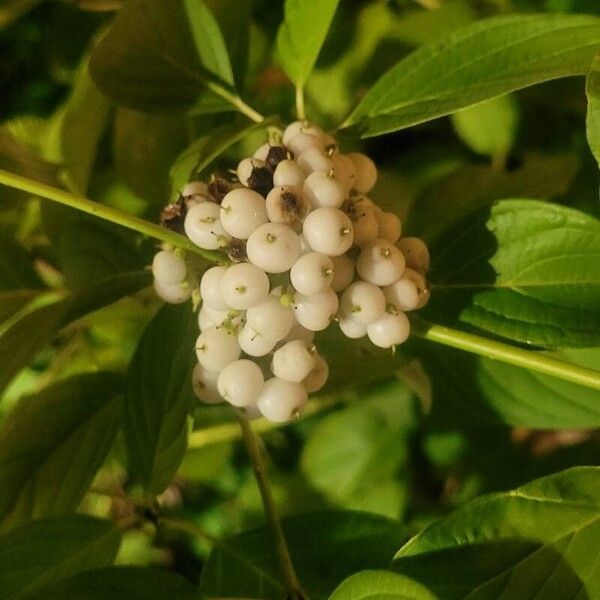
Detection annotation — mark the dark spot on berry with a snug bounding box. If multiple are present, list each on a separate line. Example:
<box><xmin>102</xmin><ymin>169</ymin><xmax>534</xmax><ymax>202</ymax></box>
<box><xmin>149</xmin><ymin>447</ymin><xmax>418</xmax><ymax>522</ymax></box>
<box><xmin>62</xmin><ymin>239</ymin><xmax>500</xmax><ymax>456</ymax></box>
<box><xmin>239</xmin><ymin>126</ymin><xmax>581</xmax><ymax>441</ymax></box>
<box><xmin>208</xmin><ymin>175</ymin><xmax>233</xmax><ymax>204</ymax></box>
<box><xmin>281</xmin><ymin>191</ymin><xmax>302</xmax><ymax>218</ymax></box>
<box><xmin>228</xmin><ymin>239</ymin><xmax>247</xmax><ymax>263</ymax></box>
<box><xmin>160</xmin><ymin>195</ymin><xmax>187</xmax><ymax>233</ymax></box>
<box><xmin>248</xmin><ymin>166</ymin><xmax>273</xmax><ymax>197</ymax></box>
<box><xmin>266</xmin><ymin>145</ymin><xmax>293</xmax><ymax>171</ymax></box>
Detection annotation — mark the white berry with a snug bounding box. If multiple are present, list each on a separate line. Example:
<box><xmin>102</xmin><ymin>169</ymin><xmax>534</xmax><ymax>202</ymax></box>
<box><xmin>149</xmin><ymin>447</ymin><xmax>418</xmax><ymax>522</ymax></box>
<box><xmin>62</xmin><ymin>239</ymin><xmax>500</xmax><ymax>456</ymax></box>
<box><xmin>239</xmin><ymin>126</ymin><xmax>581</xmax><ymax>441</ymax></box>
<box><xmin>195</xmin><ymin>326</ymin><xmax>241</xmax><ymax>371</ymax></box>
<box><xmin>182</xmin><ymin>181</ymin><xmax>209</xmax><ymax>204</ymax></box>
<box><xmin>245</xmin><ymin>294</ymin><xmax>294</xmax><ymax>342</ymax></box>
<box><xmin>217</xmin><ymin>359</ymin><xmax>265</xmax><ymax>407</ymax></box>
<box><xmin>397</xmin><ymin>237</ymin><xmax>430</xmax><ymax>273</ymax></box>
<box><xmin>238</xmin><ymin>325</ymin><xmax>277</xmax><ymax>357</ymax></box>
<box><xmin>253</xmin><ymin>142</ymin><xmax>270</xmax><ymax>161</ymax></box>
<box><xmin>303</xmin><ymin>354</ymin><xmax>329</xmax><ymax>393</ymax></box>
<box><xmin>220</xmin><ymin>188</ymin><xmax>268</xmax><ymax>240</ymax></box>
<box><xmin>303</xmin><ymin>171</ymin><xmax>346</xmax><ymax>208</ymax></box>
<box><xmin>273</xmin><ymin>160</ymin><xmax>307</xmax><ymax>187</ymax></box>
<box><xmin>152</xmin><ymin>250</ymin><xmax>187</xmax><ymax>287</ymax></box>
<box><xmin>348</xmin><ymin>152</ymin><xmax>377</xmax><ymax>193</ymax></box>
<box><xmin>290</xmin><ymin>252</ymin><xmax>334</xmax><ymax>295</ymax></box>
<box><xmin>379</xmin><ymin>212</ymin><xmax>402</xmax><ymax>243</ymax></box>
<box><xmin>247</xmin><ymin>222</ymin><xmax>301</xmax><ymax>273</ymax></box>
<box><xmin>257</xmin><ymin>377</ymin><xmax>308</xmax><ymax>422</ymax></box>
<box><xmin>219</xmin><ymin>263</ymin><xmax>270</xmax><ymax>310</ymax></box>
<box><xmin>367</xmin><ymin>312</ymin><xmax>410</xmax><ymax>348</ymax></box>
<box><xmin>153</xmin><ymin>279</ymin><xmax>191</xmax><ymax>304</ymax></box>
<box><xmin>283</xmin><ymin>121</ymin><xmax>324</xmax><ymax>145</ymax></box>
<box><xmin>297</xmin><ymin>147</ymin><xmax>334</xmax><ymax>174</ymax></box>
<box><xmin>200</xmin><ymin>266</ymin><xmax>228</xmax><ymax>310</ymax></box>
<box><xmin>356</xmin><ymin>238</ymin><xmax>406</xmax><ymax>286</ymax></box>
<box><xmin>271</xmin><ymin>340</ymin><xmax>316</xmax><ymax>383</ymax></box>
<box><xmin>282</xmin><ymin>323</ymin><xmax>315</xmax><ymax>345</ymax></box>
<box><xmin>184</xmin><ymin>202</ymin><xmax>230</xmax><ymax>250</ymax></box>
<box><xmin>302</xmin><ymin>208</ymin><xmax>354</xmax><ymax>256</ymax></box>
<box><xmin>348</xmin><ymin>203</ymin><xmax>379</xmax><ymax>245</ymax></box>
<box><xmin>192</xmin><ymin>363</ymin><xmax>222</xmax><ymax>404</ymax></box>
<box><xmin>339</xmin><ymin>315</ymin><xmax>367</xmax><ymax>339</ymax></box>
<box><xmin>265</xmin><ymin>186</ymin><xmax>311</xmax><ymax>229</ymax></box>
<box><xmin>293</xmin><ymin>289</ymin><xmax>339</xmax><ymax>331</ymax></box>
<box><xmin>384</xmin><ymin>268</ymin><xmax>427</xmax><ymax>312</ymax></box>
<box><xmin>287</xmin><ymin>133</ymin><xmax>325</xmax><ymax>156</ymax></box>
<box><xmin>237</xmin><ymin>158</ymin><xmax>267</xmax><ymax>187</ymax></box>
<box><xmin>341</xmin><ymin>281</ymin><xmax>386</xmax><ymax>326</ymax></box>
<box><xmin>331</xmin><ymin>254</ymin><xmax>355</xmax><ymax>292</ymax></box>
<box><xmin>332</xmin><ymin>153</ymin><xmax>356</xmax><ymax>192</ymax></box>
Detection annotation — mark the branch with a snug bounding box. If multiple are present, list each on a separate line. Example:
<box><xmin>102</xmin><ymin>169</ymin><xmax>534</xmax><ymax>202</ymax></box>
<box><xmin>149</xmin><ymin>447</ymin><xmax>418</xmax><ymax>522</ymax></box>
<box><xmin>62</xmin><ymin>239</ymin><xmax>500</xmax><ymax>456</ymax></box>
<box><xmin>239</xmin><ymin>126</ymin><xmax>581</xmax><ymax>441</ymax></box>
<box><xmin>0</xmin><ymin>168</ymin><xmax>225</xmax><ymax>263</ymax></box>
<box><xmin>412</xmin><ymin>318</ymin><xmax>600</xmax><ymax>391</ymax></box>
<box><xmin>236</xmin><ymin>411</ymin><xmax>307</xmax><ymax>600</ymax></box>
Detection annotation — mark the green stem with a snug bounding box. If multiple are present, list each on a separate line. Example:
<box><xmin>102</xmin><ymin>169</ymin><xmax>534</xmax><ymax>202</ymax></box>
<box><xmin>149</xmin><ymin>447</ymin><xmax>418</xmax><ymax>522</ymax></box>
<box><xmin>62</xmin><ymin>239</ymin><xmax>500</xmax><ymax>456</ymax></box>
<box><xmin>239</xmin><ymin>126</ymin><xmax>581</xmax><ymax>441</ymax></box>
<box><xmin>412</xmin><ymin>319</ymin><xmax>600</xmax><ymax>391</ymax></box>
<box><xmin>295</xmin><ymin>85</ymin><xmax>306</xmax><ymax>121</ymax></box>
<box><xmin>205</xmin><ymin>80</ymin><xmax>265</xmax><ymax>124</ymax></box>
<box><xmin>236</xmin><ymin>411</ymin><xmax>307</xmax><ymax>600</ymax></box>
<box><xmin>0</xmin><ymin>169</ymin><xmax>225</xmax><ymax>263</ymax></box>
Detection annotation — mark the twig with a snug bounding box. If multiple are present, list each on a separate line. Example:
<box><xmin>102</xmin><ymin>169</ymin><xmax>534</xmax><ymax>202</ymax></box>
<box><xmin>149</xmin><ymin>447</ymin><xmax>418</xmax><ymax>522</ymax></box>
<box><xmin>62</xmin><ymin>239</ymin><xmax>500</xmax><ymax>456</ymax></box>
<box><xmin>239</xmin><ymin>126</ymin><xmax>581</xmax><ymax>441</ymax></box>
<box><xmin>236</xmin><ymin>411</ymin><xmax>307</xmax><ymax>600</ymax></box>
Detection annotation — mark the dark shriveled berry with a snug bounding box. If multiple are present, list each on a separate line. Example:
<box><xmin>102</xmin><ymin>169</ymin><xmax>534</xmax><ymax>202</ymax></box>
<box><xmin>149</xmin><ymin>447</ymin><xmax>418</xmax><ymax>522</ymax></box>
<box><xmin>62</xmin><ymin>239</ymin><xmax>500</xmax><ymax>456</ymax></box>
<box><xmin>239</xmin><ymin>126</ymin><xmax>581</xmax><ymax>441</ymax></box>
<box><xmin>160</xmin><ymin>195</ymin><xmax>187</xmax><ymax>233</ymax></box>
<box><xmin>247</xmin><ymin>166</ymin><xmax>273</xmax><ymax>197</ymax></box>
<box><xmin>227</xmin><ymin>238</ymin><xmax>247</xmax><ymax>263</ymax></box>
<box><xmin>208</xmin><ymin>175</ymin><xmax>234</xmax><ymax>204</ymax></box>
<box><xmin>266</xmin><ymin>145</ymin><xmax>293</xmax><ymax>171</ymax></box>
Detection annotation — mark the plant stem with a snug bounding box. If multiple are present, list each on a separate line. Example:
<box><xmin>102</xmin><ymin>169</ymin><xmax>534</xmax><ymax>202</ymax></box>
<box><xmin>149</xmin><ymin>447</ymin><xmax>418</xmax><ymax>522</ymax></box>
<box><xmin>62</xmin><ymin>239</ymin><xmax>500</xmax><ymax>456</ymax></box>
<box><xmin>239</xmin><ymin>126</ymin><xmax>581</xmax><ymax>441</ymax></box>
<box><xmin>236</xmin><ymin>411</ymin><xmax>306</xmax><ymax>600</ymax></box>
<box><xmin>412</xmin><ymin>319</ymin><xmax>600</xmax><ymax>391</ymax></box>
<box><xmin>0</xmin><ymin>168</ymin><xmax>225</xmax><ymax>263</ymax></box>
<box><xmin>205</xmin><ymin>80</ymin><xmax>265</xmax><ymax>124</ymax></box>
<box><xmin>295</xmin><ymin>85</ymin><xmax>306</xmax><ymax>121</ymax></box>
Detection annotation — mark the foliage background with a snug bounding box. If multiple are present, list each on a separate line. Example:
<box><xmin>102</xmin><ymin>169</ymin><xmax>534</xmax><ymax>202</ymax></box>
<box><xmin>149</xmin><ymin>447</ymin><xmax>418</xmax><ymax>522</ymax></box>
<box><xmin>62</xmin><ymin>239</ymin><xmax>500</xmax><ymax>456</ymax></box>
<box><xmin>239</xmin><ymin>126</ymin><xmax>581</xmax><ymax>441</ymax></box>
<box><xmin>0</xmin><ymin>0</ymin><xmax>599</xmax><ymax>598</ymax></box>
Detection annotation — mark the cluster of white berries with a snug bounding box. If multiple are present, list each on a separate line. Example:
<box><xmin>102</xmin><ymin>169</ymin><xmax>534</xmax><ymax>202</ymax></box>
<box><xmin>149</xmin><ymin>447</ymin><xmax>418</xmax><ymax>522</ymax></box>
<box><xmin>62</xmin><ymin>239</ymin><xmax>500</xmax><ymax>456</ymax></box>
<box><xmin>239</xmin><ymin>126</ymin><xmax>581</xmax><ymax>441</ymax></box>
<box><xmin>152</xmin><ymin>121</ymin><xmax>430</xmax><ymax>423</ymax></box>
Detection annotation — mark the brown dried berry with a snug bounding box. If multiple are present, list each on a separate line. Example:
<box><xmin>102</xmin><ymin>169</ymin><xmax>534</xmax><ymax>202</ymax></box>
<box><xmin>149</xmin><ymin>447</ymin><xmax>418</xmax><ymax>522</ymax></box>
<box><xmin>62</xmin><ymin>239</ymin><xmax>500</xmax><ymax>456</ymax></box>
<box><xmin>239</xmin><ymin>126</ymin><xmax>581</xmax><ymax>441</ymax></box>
<box><xmin>266</xmin><ymin>145</ymin><xmax>293</xmax><ymax>171</ymax></box>
<box><xmin>160</xmin><ymin>195</ymin><xmax>187</xmax><ymax>233</ymax></box>
<box><xmin>247</xmin><ymin>165</ymin><xmax>273</xmax><ymax>197</ymax></box>
<box><xmin>227</xmin><ymin>238</ymin><xmax>247</xmax><ymax>263</ymax></box>
<box><xmin>207</xmin><ymin>175</ymin><xmax>234</xmax><ymax>204</ymax></box>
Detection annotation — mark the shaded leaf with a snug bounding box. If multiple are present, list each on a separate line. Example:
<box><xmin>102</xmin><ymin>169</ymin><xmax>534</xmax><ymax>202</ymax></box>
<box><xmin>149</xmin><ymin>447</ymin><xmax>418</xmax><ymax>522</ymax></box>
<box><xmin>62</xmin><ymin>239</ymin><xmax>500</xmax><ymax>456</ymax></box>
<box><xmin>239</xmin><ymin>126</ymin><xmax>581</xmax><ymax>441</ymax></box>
<box><xmin>0</xmin><ymin>236</ymin><xmax>43</xmax><ymax>291</ymax></box>
<box><xmin>330</xmin><ymin>570</ymin><xmax>436</xmax><ymax>600</ymax></box>
<box><xmin>25</xmin><ymin>566</ymin><xmax>200</xmax><ymax>600</ymax></box>
<box><xmin>0</xmin><ymin>271</ymin><xmax>150</xmax><ymax>398</ymax></box>
<box><xmin>344</xmin><ymin>15</ymin><xmax>600</xmax><ymax>137</ymax></box>
<box><xmin>0</xmin><ymin>373</ymin><xmax>122</xmax><ymax>529</ymax></box>
<box><xmin>426</xmin><ymin>200</ymin><xmax>600</xmax><ymax>347</ymax></box>
<box><xmin>0</xmin><ymin>289</ymin><xmax>41</xmax><ymax>324</ymax></box>
<box><xmin>124</xmin><ymin>304</ymin><xmax>197</xmax><ymax>494</ymax></box>
<box><xmin>276</xmin><ymin>0</ymin><xmax>340</xmax><ymax>88</ymax></box>
<box><xmin>200</xmin><ymin>511</ymin><xmax>404</xmax><ymax>600</ymax></box>
<box><xmin>89</xmin><ymin>0</ymin><xmax>243</xmax><ymax>112</ymax></box>
<box><xmin>586</xmin><ymin>51</ymin><xmax>600</xmax><ymax>169</ymax></box>
<box><xmin>392</xmin><ymin>467</ymin><xmax>600</xmax><ymax>599</ymax></box>
<box><xmin>0</xmin><ymin>515</ymin><xmax>121</xmax><ymax>600</ymax></box>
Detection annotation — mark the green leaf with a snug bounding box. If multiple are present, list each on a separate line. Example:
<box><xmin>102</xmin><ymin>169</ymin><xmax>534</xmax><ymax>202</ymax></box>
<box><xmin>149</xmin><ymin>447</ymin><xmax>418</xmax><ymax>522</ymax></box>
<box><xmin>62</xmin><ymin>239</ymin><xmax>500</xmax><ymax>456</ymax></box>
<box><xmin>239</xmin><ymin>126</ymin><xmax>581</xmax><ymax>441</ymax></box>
<box><xmin>276</xmin><ymin>0</ymin><xmax>340</xmax><ymax>88</ymax></box>
<box><xmin>0</xmin><ymin>373</ymin><xmax>122</xmax><ymax>530</ymax></box>
<box><xmin>392</xmin><ymin>467</ymin><xmax>600</xmax><ymax>599</ymax></box>
<box><xmin>407</xmin><ymin>153</ymin><xmax>579</xmax><ymax>242</ymax></box>
<box><xmin>124</xmin><ymin>304</ymin><xmax>197</xmax><ymax>495</ymax></box>
<box><xmin>113</xmin><ymin>108</ymin><xmax>188</xmax><ymax>207</ymax></box>
<box><xmin>585</xmin><ymin>51</ymin><xmax>600</xmax><ymax>168</ymax></box>
<box><xmin>89</xmin><ymin>0</ymin><xmax>243</xmax><ymax>113</ymax></box>
<box><xmin>423</xmin><ymin>344</ymin><xmax>600</xmax><ymax>428</ymax></box>
<box><xmin>0</xmin><ymin>271</ymin><xmax>150</xmax><ymax>395</ymax></box>
<box><xmin>0</xmin><ymin>290</ymin><xmax>41</xmax><ymax>324</ymax></box>
<box><xmin>426</xmin><ymin>200</ymin><xmax>600</xmax><ymax>348</ymax></box>
<box><xmin>200</xmin><ymin>511</ymin><xmax>404</xmax><ymax>600</ymax></box>
<box><xmin>343</xmin><ymin>15</ymin><xmax>600</xmax><ymax>137</ymax></box>
<box><xmin>24</xmin><ymin>566</ymin><xmax>200</xmax><ymax>600</ymax></box>
<box><xmin>42</xmin><ymin>56</ymin><xmax>111</xmax><ymax>194</ymax></box>
<box><xmin>301</xmin><ymin>381</ymin><xmax>415</xmax><ymax>518</ymax></box>
<box><xmin>451</xmin><ymin>95</ymin><xmax>519</xmax><ymax>161</ymax></box>
<box><xmin>170</xmin><ymin>118</ymin><xmax>274</xmax><ymax>195</ymax></box>
<box><xmin>0</xmin><ymin>515</ymin><xmax>121</xmax><ymax>600</ymax></box>
<box><xmin>0</xmin><ymin>236</ymin><xmax>43</xmax><ymax>291</ymax></box>
<box><xmin>330</xmin><ymin>570</ymin><xmax>436</xmax><ymax>600</ymax></box>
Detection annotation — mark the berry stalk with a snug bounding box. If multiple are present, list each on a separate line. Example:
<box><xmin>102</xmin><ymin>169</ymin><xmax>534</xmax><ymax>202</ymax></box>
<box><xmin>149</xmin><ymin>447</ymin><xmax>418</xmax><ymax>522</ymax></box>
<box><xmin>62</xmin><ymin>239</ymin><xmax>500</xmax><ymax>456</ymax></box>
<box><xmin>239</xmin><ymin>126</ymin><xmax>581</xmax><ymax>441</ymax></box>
<box><xmin>236</xmin><ymin>410</ymin><xmax>307</xmax><ymax>600</ymax></box>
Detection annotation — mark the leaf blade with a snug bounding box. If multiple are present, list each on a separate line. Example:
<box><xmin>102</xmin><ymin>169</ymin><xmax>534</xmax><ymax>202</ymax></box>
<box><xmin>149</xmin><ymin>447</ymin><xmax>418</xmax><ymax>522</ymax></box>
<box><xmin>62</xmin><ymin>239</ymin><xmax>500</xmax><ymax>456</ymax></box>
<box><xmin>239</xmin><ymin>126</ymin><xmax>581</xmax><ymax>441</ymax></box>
<box><xmin>344</xmin><ymin>15</ymin><xmax>600</xmax><ymax>137</ymax></box>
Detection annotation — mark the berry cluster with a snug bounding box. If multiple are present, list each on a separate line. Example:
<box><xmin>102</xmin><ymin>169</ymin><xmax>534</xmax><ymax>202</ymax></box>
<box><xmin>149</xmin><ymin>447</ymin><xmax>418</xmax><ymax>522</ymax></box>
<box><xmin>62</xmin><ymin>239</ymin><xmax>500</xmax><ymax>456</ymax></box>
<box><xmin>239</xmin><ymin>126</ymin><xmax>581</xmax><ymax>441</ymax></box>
<box><xmin>152</xmin><ymin>121</ymin><xmax>430</xmax><ymax>422</ymax></box>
